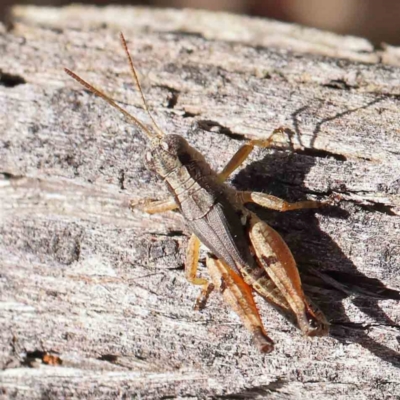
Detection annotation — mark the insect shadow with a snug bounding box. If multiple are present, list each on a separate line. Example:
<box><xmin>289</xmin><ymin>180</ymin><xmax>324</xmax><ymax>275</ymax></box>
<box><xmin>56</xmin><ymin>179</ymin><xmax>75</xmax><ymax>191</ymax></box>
<box><xmin>232</xmin><ymin>103</ymin><xmax>400</xmax><ymax>367</ymax></box>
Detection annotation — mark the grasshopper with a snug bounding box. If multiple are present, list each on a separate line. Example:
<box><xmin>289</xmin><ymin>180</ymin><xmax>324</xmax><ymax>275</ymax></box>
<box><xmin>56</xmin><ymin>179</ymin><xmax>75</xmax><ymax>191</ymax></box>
<box><xmin>65</xmin><ymin>34</ymin><xmax>329</xmax><ymax>353</ymax></box>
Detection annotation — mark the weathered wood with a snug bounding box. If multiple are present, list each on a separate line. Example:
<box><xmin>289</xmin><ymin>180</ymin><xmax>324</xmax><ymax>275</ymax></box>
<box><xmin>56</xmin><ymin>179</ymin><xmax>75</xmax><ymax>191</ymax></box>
<box><xmin>1</xmin><ymin>6</ymin><xmax>400</xmax><ymax>399</ymax></box>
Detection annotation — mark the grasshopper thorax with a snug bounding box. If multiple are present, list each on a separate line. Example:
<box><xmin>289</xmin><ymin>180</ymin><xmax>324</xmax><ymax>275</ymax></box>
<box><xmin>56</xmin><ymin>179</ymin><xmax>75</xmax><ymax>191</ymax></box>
<box><xmin>146</xmin><ymin>134</ymin><xmax>207</xmax><ymax>178</ymax></box>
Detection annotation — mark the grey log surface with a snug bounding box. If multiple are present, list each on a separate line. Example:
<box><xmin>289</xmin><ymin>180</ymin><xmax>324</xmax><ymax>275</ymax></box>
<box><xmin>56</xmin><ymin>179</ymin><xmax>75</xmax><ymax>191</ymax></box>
<box><xmin>1</xmin><ymin>5</ymin><xmax>400</xmax><ymax>399</ymax></box>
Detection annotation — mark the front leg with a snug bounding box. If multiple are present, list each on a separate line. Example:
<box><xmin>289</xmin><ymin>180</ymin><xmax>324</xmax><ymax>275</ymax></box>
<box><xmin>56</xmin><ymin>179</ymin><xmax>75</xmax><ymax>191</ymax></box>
<box><xmin>130</xmin><ymin>197</ymin><xmax>178</xmax><ymax>214</ymax></box>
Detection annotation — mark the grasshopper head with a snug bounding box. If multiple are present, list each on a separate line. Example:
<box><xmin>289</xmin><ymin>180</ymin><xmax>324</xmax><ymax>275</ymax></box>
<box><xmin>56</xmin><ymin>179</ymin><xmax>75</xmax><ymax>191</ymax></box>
<box><xmin>146</xmin><ymin>134</ymin><xmax>201</xmax><ymax>178</ymax></box>
<box><xmin>65</xmin><ymin>35</ymin><xmax>208</xmax><ymax>181</ymax></box>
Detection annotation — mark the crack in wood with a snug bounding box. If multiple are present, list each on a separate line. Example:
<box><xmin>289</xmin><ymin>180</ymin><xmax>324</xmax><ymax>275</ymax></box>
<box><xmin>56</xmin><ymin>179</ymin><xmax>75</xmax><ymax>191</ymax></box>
<box><xmin>0</xmin><ymin>70</ymin><xmax>26</xmax><ymax>87</ymax></box>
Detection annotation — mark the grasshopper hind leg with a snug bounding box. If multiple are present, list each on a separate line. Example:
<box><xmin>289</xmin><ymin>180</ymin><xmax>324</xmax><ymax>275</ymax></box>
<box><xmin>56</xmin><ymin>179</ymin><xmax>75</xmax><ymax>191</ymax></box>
<box><xmin>248</xmin><ymin>213</ymin><xmax>329</xmax><ymax>337</ymax></box>
<box><xmin>206</xmin><ymin>257</ymin><xmax>274</xmax><ymax>353</ymax></box>
<box><xmin>186</xmin><ymin>235</ymin><xmax>274</xmax><ymax>352</ymax></box>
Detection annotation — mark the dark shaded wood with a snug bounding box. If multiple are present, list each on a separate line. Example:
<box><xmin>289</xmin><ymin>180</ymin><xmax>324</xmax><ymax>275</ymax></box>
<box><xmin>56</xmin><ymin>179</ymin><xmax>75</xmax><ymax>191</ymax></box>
<box><xmin>1</xmin><ymin>6</ymin><xmax>399</xmax><ymax>399</ymax></box>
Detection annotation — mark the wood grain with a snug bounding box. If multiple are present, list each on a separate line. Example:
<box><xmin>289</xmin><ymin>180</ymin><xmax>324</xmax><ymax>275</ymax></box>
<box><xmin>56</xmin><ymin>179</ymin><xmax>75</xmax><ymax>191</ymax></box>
<box><xmin>1</xmin><ymin>6</ymin><xmax>399</xmax><ymax>399</ymax></box>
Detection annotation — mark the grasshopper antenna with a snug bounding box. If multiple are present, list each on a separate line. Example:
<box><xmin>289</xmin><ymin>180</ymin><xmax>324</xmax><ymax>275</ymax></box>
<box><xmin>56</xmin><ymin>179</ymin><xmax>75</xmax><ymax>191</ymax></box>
<box><xmin>64</xmin><ymin>68</ymin><xmax>156</xmax><ymax>140</ymax></box>
<box><xmin>64</xmin><ymin>46</ymin><xmax>161</xmax><ymax>140</ymax></box>
<box><xmin>120</xmin><ymin>33</ymin><xmax>164</xmax><ymax>138</ymax></box>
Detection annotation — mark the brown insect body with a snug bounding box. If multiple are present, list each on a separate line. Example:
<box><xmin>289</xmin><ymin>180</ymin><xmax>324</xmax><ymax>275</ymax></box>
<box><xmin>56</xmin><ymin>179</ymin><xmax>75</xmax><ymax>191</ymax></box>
<box><xmin>147</xmin><ymin>134</ymin><xmax>327</xmax><ymax>337</ymax></box>
<box><xmin>65</xmin><ymin>33</ymin><xmax>329</xmax><ymax>353</ymax></box>
<box><xmin>147</xmin><ymin>134</ymin><xmax>255</xmax><ymax>273</ymax></box>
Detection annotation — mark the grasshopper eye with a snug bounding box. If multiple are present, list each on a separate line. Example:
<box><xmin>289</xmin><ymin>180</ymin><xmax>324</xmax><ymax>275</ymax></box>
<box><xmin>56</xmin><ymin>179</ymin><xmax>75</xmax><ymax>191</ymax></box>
<box><xmin>145</xmin><ymin>151</ymin><xmax>152</xmax><ymax>162</ymax></box>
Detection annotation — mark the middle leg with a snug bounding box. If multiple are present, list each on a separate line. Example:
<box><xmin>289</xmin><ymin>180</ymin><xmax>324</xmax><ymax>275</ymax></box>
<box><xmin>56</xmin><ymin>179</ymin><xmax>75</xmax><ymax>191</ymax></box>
<box><xmin>185</xmin><ymin>233</ymin><xmax>215</xmax><ymax>310</ymax></box>
<box><xmin>238</xmin><ymin>191</ymin><xmax>325</xmax><ymax>212</ymax></box>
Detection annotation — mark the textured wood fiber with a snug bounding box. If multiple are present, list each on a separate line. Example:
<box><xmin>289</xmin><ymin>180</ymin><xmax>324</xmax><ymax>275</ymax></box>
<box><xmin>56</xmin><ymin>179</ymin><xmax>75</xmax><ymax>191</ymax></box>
<box><xmin>1</xmin><ymin>6</ymin><xmax>400</xmax><ymax>400</ymax></box>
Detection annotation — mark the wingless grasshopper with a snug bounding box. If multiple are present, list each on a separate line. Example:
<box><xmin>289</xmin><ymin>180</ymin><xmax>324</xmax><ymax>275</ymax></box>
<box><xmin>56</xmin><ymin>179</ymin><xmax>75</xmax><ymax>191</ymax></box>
<box><xmin>65</xmin><ymin>34</ymin><xmax>329</xmax><ymax>353</ymax></box>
